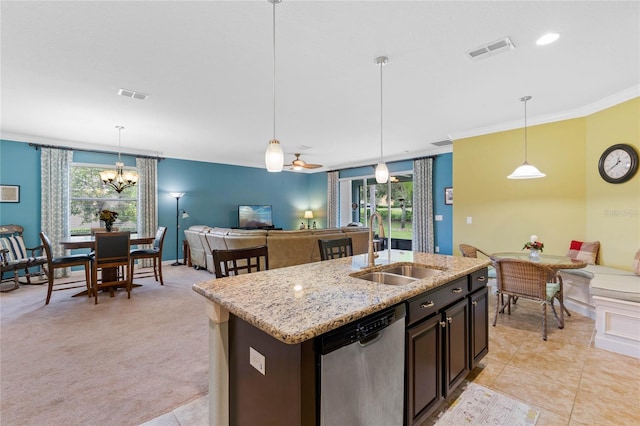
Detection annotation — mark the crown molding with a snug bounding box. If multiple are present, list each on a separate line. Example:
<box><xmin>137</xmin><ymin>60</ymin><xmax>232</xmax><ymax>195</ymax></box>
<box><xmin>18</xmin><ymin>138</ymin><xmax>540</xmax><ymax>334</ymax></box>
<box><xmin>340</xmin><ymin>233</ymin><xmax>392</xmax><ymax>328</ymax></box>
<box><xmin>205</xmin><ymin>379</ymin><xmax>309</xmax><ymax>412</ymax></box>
<box><xmin>449</xmin><ymin>85</ymin><xmax>640</xmax><ymax>141</ymax></box>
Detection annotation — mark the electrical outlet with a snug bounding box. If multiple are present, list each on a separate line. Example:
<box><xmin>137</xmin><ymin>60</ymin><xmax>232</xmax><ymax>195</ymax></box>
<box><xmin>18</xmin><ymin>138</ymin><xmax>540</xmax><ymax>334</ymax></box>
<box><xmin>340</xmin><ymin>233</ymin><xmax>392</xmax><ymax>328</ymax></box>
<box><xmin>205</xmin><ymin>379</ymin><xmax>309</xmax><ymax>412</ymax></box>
<box><xmin>435</xmin><ymin>246</ymin><xmax>440</xmax><ymax>253</ymax></box>
<box><xmin>249</xmin><ymin>347</ymin><xmax>265</xmax><ymax>375</ymax></box>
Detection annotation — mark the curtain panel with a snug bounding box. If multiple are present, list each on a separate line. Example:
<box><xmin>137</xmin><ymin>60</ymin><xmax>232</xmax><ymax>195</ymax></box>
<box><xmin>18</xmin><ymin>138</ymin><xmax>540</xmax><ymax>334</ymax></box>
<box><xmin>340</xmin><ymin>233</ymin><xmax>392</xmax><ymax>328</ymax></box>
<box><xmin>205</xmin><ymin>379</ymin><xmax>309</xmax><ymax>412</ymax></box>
<box><xmin>41</xmin><ymin>148</ymin><xmax>73</xmax><ymax>277</ymax></box>
<box><xmin>326</xmin><ymin>171</ymin><xmax>339</xmax><ymax>228</ymax></box>
<box><xmin>412</xmin><ymin>157</ymin><xmax>434</xmax><ymax>253</ymax></box>
<box><xmin>136</xmin><ymin>158</ymin><xmax>158</xmax><ymax>267</ymax></box>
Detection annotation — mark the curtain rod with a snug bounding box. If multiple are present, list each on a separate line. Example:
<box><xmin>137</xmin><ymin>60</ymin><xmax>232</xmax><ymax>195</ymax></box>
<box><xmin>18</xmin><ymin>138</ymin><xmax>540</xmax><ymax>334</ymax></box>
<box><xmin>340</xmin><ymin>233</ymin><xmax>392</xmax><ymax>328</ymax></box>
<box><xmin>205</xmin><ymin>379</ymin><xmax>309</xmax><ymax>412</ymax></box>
<box><xmin>330</xmin><ymin>155</ymin><xmax>435</xmax><ymax>173</ymax></box>
<box><xmin>29</xmin><ymin>143</ymin><xmax>164</xmax><ymax>161</ymax></box>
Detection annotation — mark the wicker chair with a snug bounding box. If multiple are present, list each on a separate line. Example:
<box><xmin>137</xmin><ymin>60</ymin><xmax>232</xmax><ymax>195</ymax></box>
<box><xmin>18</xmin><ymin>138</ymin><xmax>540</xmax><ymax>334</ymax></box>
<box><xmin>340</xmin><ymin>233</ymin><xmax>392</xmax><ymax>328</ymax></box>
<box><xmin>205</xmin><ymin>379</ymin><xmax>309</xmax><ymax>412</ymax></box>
<box><xmin>493</xmin><ymin>258</ymin><xmax>565</xmax><ymax>340</ymax></box>
<box><xmin>212</xmin><ymin>245</ymin><xmax>269</xmax><ymax>278</ymax></box>
<box><xmin>318</xmin><ymin>237</ymin><xmax>353</xmax><ymax>261</ymax></box>
<box><xmin>459</xmin><ymin>244</ymin><xmax>493</xmax><ymax>260</ymax></box>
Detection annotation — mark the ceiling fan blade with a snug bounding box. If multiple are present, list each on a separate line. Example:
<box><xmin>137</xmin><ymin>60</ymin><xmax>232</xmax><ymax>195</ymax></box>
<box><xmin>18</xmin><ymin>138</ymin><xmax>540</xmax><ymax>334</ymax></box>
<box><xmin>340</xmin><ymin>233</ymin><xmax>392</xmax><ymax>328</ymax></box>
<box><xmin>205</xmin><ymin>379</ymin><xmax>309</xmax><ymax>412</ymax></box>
<box><xmin>302</xmin><ymin>163</ymin><xmax>322</xmax><ymax>169</ymax></box>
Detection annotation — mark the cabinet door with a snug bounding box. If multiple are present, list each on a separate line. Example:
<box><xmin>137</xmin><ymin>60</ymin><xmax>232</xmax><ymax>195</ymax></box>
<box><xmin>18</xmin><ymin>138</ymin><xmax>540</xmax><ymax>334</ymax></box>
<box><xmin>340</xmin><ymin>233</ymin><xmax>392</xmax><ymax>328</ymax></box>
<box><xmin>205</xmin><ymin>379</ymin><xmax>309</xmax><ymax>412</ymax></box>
<box><xmin>406</xmin><ymin>314</ymin><xmax>443</xmax><ymax>425</ymax></box>
<box><xmin>443</xmin><ymin>298</ymin><xmax>469</xmax><ymax>395</ymax></box>
<box><xmin>469</xmin><ymin>287</ymin><xmax>489</xmax><ymax>368</ymax></box>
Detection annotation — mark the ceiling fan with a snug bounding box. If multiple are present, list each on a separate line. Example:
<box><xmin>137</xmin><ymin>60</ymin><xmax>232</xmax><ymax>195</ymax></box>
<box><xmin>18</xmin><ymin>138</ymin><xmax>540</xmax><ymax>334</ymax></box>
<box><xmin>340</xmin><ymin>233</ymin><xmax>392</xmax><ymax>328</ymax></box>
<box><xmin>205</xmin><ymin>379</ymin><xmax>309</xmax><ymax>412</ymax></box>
<box><xmin>285</xmin><ymin>153</ymin><xmax>322</xmax><ymax>170</ymax></box>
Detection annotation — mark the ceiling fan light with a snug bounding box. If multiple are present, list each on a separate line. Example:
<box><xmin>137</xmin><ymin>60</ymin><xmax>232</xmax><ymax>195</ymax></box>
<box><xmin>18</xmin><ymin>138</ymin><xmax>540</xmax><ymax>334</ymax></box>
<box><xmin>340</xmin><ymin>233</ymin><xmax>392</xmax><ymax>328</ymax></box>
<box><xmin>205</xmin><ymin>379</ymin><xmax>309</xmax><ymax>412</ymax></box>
<box><xmin>507</xmin><ymin>162</ymin><xmax>546</xmax><ymax>179</ymax></box>
<box><xmin>265</xmin><ymin>139</ymin><xmax>284</xmax><ymax>172</ymax></box>
<box><xmin>375</xmin><ymin>162</ymin><xmax>389</xmax><ymax>183</ymax></box>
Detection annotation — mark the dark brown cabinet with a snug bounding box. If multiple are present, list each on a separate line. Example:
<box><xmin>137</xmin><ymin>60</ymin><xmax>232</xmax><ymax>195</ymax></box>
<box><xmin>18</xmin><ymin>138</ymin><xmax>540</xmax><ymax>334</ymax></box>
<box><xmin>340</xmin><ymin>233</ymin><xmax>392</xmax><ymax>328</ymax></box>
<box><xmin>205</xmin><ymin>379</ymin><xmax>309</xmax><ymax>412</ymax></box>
<box><xmin>469</xmin><ymin>286</ymin><xmax>489</xmax><ymax>368</ymax></box>
<box><xmin>405</xmin><ymin>268</ymin><xmax>488</xmax><ymax>426</ymax></box>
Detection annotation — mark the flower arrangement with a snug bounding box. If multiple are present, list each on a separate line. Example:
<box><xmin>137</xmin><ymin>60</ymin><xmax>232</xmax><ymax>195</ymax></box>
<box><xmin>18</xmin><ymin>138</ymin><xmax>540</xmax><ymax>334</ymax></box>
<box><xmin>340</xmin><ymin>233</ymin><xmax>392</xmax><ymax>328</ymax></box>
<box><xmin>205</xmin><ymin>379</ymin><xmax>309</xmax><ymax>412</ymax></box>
<box><xmin>98</xmin><ymin>210</ymin><xmax>118</xmax><ymax>231</ymax></box>
<box><xmin>522</xmin><ymin>235</ymin><xmax>544</xmax><ymax>252</ymax></box>
<box><xmin>99</xmin><ymin>209</ymin><xmax>118</xmax><ymax>223</ymax></box>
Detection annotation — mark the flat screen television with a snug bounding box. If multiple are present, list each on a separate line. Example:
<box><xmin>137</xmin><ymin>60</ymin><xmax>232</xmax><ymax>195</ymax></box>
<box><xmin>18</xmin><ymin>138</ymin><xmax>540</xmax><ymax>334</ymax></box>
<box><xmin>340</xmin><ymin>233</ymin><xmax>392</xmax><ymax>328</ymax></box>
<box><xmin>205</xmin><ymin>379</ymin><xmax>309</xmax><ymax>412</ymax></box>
<box><xmin>238</xmin><ymin>205</ymin><xmax>273</xmax><ymax>229</ymax></box>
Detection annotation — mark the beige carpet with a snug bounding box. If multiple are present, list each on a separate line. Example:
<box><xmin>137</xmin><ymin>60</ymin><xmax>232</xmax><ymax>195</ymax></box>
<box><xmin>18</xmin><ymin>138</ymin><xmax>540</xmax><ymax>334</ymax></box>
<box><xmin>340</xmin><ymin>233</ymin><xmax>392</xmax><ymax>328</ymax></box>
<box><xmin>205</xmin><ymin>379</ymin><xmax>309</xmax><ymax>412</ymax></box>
<box><xmin>0</xmin><ymin>265</ymin><xmax>213</xmax><ymax>426</ymax></box>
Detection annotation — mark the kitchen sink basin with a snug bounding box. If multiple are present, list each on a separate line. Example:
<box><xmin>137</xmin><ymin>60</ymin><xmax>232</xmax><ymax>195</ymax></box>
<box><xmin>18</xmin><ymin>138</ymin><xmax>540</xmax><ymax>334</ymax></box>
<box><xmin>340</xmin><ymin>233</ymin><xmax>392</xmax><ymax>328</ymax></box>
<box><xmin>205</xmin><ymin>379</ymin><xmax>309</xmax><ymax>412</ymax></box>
<box><xmin>356</xmin><ymin>272</ymin><xmax>416</xmax><ymax>286</ymax></box>
<box><xmin>381</xmin><ymin>265</ymin><xmax>442</xmax><ymax>279</ymax></box>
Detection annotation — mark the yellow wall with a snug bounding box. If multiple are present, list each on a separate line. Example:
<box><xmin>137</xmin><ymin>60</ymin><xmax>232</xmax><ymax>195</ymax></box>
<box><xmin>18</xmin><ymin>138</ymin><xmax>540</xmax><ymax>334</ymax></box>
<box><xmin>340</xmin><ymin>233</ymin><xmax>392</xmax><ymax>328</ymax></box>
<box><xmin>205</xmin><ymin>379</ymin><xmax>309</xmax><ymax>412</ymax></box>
<box><xmin>584</xmin><ymin>98</ymin><xmax>640</xmax><ymax>268</ymax></box>
<box><xmin>453</xmin><ymin>97</ymin><xmax>639</xmax><ymax>270</ymax></box>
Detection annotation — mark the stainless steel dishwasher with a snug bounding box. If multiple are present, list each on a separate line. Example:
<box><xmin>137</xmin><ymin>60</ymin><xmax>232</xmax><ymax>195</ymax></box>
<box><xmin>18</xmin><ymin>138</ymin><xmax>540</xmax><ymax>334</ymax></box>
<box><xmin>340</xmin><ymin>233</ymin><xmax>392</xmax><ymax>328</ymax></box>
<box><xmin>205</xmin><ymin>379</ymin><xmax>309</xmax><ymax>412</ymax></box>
<box><xmin>319</xmin><ymin>304</ymin><xmax>406</xmax><ymax>426</ymax></box>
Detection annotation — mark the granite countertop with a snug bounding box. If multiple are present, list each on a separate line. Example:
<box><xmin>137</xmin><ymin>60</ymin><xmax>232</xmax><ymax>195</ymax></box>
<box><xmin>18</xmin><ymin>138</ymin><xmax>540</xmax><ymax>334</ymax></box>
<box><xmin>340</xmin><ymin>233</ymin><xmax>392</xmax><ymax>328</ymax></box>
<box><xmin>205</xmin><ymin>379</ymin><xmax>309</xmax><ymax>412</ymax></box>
<box><xmin>192</xmin><ymin>250</ymin><xmax>489</xmax><ymax>344</ymax></box>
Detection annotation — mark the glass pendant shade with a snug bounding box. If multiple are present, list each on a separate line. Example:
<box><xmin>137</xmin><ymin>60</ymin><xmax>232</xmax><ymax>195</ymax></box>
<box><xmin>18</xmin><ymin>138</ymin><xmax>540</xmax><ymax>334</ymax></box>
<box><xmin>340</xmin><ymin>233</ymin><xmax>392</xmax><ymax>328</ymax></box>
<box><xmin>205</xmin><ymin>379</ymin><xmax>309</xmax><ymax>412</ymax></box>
<box><xmin>375</xmin><ymin>162</ymin><xmax>389</xmax><ymax>183</ymax></box>
<box><xmin>508</xmin><ymin>162</ymin><xmax>546</xmax><ymax>179</ymax></box>
<box><xmin>265</xmin><ymin>139</ymin><xmax>284</xmax><ymax>172</ymax></box>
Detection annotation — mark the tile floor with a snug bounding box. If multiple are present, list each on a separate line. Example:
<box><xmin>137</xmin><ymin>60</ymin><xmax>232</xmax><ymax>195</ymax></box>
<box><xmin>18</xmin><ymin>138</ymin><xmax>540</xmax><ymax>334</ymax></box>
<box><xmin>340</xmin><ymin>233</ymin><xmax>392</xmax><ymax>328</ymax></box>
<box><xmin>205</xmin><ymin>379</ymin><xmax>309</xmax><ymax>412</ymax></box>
<box><xmin>141</xmin><ymin>294</ymin><xmax>640</xmax><ymax>426</ymax></box>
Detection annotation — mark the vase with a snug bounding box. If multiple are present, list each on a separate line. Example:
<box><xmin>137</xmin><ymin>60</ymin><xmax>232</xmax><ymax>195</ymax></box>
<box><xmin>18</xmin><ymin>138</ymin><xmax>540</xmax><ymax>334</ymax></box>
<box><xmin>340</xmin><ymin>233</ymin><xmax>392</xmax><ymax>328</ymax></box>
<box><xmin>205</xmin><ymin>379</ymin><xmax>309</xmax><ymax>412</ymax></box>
<box><xmin>105</xmin><ymin>222</ymin><xmax>113</xmax><ymax>232</ymax></box>
<box><xmin>529</xmin><ymin>248</ymin><xmax>540</xmax><ymax>261</ymax></box>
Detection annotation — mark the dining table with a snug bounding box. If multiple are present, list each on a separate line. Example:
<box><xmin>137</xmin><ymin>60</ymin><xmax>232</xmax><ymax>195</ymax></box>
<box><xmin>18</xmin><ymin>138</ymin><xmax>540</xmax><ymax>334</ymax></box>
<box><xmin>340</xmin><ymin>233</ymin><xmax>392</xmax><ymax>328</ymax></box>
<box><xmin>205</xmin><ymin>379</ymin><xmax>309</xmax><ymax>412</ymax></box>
<box><xmin>59</xmin><ymin>234</ymin><xmax>155</xmax><ymax>297</ymax></box>
<box><xmin>490</xmin><ymin>251</ymin><xmax>587</xmax><ymax>270</ymax></box>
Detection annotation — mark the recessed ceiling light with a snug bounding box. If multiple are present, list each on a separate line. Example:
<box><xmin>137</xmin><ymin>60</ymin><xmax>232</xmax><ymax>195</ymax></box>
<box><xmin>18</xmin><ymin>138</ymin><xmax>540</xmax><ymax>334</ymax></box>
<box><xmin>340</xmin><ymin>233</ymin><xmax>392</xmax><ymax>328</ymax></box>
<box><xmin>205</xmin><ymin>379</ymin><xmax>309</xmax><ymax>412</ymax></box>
<box><xmin>536</xmin><ymin>33</ymin><xmax>560</xmax><ymax>46</ymax></box>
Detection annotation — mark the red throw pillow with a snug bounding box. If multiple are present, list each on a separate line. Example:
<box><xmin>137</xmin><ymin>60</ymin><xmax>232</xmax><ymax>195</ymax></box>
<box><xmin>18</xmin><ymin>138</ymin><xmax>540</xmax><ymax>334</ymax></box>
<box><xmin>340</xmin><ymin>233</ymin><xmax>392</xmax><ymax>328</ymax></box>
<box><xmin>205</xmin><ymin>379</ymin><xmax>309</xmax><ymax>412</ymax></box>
<box><xmin>566</xmin><ymin>240</ymin><xmax>600</xmax><ymax>265</ymax></box>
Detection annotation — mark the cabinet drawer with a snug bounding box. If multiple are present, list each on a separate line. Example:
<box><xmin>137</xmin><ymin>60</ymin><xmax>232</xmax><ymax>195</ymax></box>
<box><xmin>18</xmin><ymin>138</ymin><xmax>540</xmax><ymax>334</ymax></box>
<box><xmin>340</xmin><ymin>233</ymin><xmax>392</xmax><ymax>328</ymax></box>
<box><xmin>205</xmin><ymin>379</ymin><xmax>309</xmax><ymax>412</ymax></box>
<box><xmin>469</xmin><ymin>268</ymin><xmax>489</xmax><ymax>293</ymax></box>
<box><xmin>407</xmin><ymin>277</ymin><xmax>468</xmax><ymax>326</ymax></box>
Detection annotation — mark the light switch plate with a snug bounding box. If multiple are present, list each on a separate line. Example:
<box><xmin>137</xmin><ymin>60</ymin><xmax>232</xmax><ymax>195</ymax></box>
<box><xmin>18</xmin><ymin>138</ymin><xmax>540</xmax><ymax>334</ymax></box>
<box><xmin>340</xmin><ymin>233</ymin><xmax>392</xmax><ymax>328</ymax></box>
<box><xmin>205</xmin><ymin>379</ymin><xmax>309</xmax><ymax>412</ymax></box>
<box><xmin>435</xmin><ymin>215</ymin><xmax>443</xmax><ymax>221</ymax></box>
<box><xmin>466</xmin><ymin>216</ymin><xmax>473</xmax><ymax>224</ymax></box>
<box><xmin>249</xmin><ymin>347</ymin><xmax>265</xmax><ymax>375</ymax></box>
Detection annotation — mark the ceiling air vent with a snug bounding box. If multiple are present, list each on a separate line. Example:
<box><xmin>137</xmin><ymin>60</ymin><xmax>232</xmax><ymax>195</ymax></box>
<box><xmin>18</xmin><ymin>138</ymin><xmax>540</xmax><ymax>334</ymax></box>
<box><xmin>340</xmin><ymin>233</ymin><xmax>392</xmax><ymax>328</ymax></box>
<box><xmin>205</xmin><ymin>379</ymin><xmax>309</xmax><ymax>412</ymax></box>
<box><xmin>432</xmin><ymin>140</ymin><xmax>453</xmax><ymax>147</ymax></box>
<box><xmin>465</xmin><ymin>37</ymin><xmax>515</xmax><ymax>61</ymax></box>
<box><xmin>118</xmin><ymin>88</ymin><xmax>149</xmax><ymax>101</ymax></box>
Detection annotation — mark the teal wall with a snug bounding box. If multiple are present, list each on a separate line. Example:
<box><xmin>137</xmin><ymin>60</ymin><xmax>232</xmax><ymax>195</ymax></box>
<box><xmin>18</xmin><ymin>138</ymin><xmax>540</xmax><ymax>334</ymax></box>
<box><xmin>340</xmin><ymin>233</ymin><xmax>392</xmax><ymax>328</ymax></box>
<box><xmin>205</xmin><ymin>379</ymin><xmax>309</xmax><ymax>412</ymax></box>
<box><xmin>0</xmin><ymin>139</ymin><xmax>454</xmax><ymax>263</ymax></box>
<box><xmin>0</xmin><ymin>139</ymin><xmax>315</xmax><ymax>263</ymax></box>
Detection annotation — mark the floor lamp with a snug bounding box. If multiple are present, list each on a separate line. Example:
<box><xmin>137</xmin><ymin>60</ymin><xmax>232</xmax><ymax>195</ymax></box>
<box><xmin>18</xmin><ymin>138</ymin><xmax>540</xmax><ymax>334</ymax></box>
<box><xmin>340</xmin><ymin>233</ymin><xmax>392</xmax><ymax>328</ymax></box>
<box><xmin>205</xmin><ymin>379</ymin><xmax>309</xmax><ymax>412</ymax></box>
<box><xmin>170</xmin><ymin>192</ymin><xmax>189</xmax><ymax>266</ymax></box>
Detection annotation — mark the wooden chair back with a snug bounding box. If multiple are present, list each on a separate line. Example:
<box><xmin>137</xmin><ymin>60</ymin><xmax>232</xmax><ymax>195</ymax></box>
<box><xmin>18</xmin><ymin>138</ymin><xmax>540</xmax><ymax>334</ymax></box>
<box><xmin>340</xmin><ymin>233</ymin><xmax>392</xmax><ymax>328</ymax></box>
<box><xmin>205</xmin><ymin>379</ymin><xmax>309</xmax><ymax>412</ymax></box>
<box><xmin>318</xmin><ymin>237</ymin><xmax>353</xmax><ymax>261</ymax></box>
<box><xmin>212</xmin><ymin>245</ymin><xmax>269</xmax><ymax>278</ymax></box>
<box><xmin>93</xmin><ymin>231</ymin><xmax>131</xmax><ymax>304</ymax></box>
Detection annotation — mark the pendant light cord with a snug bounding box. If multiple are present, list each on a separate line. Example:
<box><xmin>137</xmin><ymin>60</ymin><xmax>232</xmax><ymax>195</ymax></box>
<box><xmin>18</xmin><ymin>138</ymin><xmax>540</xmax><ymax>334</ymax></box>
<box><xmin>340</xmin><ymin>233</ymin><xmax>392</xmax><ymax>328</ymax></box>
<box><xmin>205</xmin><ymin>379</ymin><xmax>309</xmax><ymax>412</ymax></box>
<box><xmin>380</xmin><ymin>60</ymin><xmax>383</xmax><ymax>161</ymax></box>
<box><xmin>520</xmin><ymin>95</ymin><xmax>531</xmax><ymax>163</ymax></box>
<box><xmin>272</xmin><ymin>0</ymin><xmax>276</xmax><ymax>141</ymax></box>
<box><xmin>116</xmin><ymin>125</ymin><xmax>124</xmax><ymax>162</ymax></box>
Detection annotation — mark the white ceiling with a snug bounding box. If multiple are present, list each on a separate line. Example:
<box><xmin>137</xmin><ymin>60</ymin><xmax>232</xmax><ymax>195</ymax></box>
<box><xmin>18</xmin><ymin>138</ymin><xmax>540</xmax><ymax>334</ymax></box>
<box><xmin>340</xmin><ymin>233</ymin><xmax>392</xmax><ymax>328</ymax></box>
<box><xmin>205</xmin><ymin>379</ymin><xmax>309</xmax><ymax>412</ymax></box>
<box><xmin>1</xmin><ymin>1</ymin><xmax>638</xmax><ymax>172</ymax></box>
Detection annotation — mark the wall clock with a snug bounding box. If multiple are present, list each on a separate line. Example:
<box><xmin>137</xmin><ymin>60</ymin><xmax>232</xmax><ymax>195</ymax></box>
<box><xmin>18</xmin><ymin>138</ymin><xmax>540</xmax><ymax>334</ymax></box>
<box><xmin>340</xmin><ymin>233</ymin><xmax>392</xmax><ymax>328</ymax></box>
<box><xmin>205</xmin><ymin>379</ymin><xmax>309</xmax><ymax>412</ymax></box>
<box><xmin>598</xmin><ymin>143</ymin><xmax>638</xmax><ymax>184</ymax></box>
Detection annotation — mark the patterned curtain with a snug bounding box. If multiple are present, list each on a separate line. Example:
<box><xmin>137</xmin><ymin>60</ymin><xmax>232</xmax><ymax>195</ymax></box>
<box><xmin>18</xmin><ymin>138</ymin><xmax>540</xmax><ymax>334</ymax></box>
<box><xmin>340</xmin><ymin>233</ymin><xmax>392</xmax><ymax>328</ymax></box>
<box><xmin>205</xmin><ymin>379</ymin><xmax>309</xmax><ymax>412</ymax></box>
<box><xmin>412</xmin><ymin>157</ymin><xmax>434</xmax><ymax>253</ymax></box>
<box><xmin>41</xmin><ymin>148</ymin><xmax>73</xmax><ymax>277</ymax></box>
<box><xmin>326</xmin><ymin>171</ymin><xmax>339</xmax><ymax>228</ymax></box>
<box><xmin>136</xmin><ymin>158</ymin><xmax>158</xmax><ymax>267</ymax></box>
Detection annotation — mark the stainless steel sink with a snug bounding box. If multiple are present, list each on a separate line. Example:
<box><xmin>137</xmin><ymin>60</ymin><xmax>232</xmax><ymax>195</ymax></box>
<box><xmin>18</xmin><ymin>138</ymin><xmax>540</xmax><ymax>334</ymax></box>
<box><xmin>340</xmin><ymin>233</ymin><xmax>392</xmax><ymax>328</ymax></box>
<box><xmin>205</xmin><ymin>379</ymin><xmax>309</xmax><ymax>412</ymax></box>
<box><xmin>356</xmin><ymin>272</ymin><xmax>416</xmax><ymax>286</ymax></box>
<box><xmin>381</xmin><ymin>265</ymin><xmax>442</xmax><ymax>279</ymax></box>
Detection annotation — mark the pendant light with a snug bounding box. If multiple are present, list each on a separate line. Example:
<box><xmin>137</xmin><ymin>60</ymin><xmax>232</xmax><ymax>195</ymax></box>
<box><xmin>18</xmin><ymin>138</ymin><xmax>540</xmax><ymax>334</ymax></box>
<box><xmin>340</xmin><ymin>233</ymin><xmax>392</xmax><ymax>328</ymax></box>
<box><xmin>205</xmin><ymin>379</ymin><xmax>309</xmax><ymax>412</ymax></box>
<box><xmin>100</xmin><ymin>126</ymin><xmax>139</xmax><ymax>192</ymax></box>
<box><xmin>507</xmin><ymin>96</ymin><xmax>546</xmax><ymax>179</ymax></box>
<box><xmin>374</xmin><ymin>56</ymin><xmax>389</xmax><ymax>184</ymax></box>
<box><xmin>264</xmin><ymin>0</ymin><xmax>284</xmax><ymax>172</ymax></box>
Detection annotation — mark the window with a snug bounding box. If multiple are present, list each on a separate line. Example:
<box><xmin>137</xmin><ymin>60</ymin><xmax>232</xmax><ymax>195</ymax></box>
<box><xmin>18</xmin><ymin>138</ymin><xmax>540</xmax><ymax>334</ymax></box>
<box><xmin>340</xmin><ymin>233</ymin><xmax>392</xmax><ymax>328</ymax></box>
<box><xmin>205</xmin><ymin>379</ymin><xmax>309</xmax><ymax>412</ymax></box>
<box><xmin>70</xmin><ymin>163</ymin><xmax>138</xmax><ymax>235</ymax></box>
<box><xmin>340</xmin><ymin>172</ymin><xmax>413</xmax><ymax>244</ymax></box>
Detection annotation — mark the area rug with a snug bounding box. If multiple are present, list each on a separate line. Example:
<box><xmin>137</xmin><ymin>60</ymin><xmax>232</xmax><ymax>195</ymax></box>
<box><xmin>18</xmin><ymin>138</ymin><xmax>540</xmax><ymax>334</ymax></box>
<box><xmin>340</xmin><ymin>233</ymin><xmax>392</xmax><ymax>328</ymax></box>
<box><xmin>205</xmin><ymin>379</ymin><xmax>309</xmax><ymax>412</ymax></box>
<box><xmin>435</xmin><ymin>382</ymin><xmax>540</xmax><ymax>425</ymax></box>
<box><xmin>0</xmin><ymin>265</ymin><xmax>213</xmax><ymax>426</ymax></box>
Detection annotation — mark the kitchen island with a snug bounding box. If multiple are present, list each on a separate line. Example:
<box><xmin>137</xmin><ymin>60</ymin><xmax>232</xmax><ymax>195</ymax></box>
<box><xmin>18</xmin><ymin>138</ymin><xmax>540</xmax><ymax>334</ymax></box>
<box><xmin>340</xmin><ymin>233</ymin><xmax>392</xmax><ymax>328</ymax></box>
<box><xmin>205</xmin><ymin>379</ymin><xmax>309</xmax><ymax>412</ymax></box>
<box><xmin>193</xmin><ymin>250</ymin><xmax>490</xmax><ymax>426</ymax></box>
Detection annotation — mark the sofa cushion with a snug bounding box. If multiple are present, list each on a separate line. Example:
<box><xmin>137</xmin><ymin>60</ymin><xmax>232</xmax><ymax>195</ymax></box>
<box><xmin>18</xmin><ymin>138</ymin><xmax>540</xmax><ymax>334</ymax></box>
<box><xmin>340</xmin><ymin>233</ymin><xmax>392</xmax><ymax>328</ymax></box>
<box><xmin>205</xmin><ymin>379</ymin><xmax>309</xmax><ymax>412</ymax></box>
<box><xmin>268</xmin><ymin>229</ymin><xmax>312</xmax><ymax>236</ymax></box>
<box><xmin>567</xmin><ymin>240</ymin><xmax>600</xmax><ymax>265</ymax></box>
<box><xmin>634</xmin><ymin>249</ymin><xmax>640</xmax><ymax>276</ymax></box>
<box><xmin>589</xmin><ymin>267</ymin><xmax>640</xmax><ymax>303</ymax></box>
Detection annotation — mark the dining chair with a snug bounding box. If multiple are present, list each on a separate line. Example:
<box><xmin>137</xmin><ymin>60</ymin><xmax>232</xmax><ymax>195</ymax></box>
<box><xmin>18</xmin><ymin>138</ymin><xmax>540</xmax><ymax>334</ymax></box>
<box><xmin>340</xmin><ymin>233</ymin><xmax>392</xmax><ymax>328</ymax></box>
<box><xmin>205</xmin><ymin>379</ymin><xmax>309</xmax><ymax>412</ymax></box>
<box><xmin>318</xmin><ymin>237</ymin><xmax>353</xmax><ymax>261</ymax></box>
<box><xmin>493</xmin><ymin>258</ymin><xmax>565</xmax><ymax>341</ymax></box>
<box><xmin>130</xmin><ymin>226</ymin><xmax>167</xmax><ymax>285</ymax></box>
<box><xmin>39</xmin><ymin>232</ymin><xmax>92</xmax><ymax>305</ymax></box>
<box><xmin>459</xmin><ymin>243</ymin><xmax>500</xmax><ymax>300</ymax></box>
<box><xmin>212</xmin><ymin>245</ymin><xmax>269</xmax><ymax>278</ymax></box>
<box><xmin>92</xmin><ymin>231</ymin><xmax>131</xmax><ymax>304</ymax></box>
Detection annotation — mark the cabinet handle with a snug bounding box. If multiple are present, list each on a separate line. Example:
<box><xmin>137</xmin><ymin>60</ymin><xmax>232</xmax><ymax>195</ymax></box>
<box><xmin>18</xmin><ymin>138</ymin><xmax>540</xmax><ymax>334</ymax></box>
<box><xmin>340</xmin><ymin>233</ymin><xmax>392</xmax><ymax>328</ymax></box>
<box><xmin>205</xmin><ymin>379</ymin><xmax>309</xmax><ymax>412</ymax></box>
<box><xmin>478</xmin><ymin>276</ymin><xmax>486</xmax><ymax>282</ymax></box>
<box><xmin>472</xmin><ymin>301</ymin><xmax>478</xmax><ymax>306</ymax></box>
<box><xmin>452</xmin><ymin>288</ymin><xmax>463</xmax><ymax>294</ymax></box>
<box><xmin>447</xmin><ymin>317</ymin><xmax>452</xmax><ymax>323</ymax></box>
<box><xmin>421</xmin><ymin>301</ymin><xmax>435</xmax><ymax>309</ymax></box>
<box><xmin>440</xmin><ymin>321</ymin><xmax>446</xmax><ymax>328</ymax></box>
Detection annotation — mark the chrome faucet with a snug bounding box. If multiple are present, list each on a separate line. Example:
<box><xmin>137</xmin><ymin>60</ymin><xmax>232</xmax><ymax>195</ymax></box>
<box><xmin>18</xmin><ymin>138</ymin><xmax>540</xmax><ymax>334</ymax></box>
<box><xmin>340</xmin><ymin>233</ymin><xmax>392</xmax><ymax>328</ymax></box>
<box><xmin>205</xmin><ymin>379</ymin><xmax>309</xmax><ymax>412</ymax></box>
<box><xmin>367</xmin><ymin>212</ymin><xmax>385</xmax><ymax>268</ymax></box>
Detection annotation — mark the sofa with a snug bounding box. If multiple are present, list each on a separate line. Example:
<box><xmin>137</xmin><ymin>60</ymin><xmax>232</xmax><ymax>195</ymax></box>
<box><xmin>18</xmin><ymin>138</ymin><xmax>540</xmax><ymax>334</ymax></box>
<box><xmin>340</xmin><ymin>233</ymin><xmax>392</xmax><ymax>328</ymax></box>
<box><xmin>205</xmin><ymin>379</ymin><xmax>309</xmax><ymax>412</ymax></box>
<box><xmin>558</xmin><ymin>244</ymin><xmax>640</xmax><ymax>358</ymax></box>
<box><xmin>184</xmin><ymin>225</ymin><xmax>370</xmax><ymax>273</ymax></box>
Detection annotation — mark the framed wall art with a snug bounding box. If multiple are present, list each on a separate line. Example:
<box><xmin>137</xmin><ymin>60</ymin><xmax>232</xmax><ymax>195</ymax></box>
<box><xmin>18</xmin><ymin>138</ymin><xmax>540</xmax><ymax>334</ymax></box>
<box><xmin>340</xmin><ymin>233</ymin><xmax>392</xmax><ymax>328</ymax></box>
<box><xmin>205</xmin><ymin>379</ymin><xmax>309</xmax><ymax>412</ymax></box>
<box><xmin>444</xmin><ymin>187</ymin><xmax>453</xmax><ymax>205</ymax></box>
<box><xmin>0</xmin><ymin>185</ymin><xmax>20</xmax><ymax>203</ymax></box>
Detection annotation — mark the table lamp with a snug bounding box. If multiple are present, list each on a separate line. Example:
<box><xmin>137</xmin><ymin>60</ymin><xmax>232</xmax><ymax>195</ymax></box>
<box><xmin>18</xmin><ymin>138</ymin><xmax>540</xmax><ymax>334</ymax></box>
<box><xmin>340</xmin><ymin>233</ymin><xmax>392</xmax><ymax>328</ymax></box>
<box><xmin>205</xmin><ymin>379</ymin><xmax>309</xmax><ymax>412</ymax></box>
<box><xmin>304</xmin><ymin>210</ymin><xmax>314</xmax><ymax>229</ymax></box>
